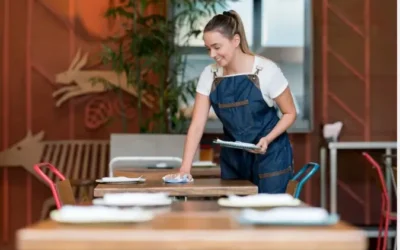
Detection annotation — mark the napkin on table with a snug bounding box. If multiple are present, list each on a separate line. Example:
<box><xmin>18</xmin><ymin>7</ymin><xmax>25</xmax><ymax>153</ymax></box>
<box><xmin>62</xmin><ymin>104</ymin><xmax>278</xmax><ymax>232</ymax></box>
<box><xmin>54</xmin><ymin>205</ymin><xmax>152</xmax><ymax>221</ymax></box>
<box><xmin>227</xmin><ymin>193</ymin><xmax>296</xmax><ymax>203</ymax></box>
<box><xmin>239</xmin><ymin>207</ymin><xmax>331</xmax><ymax>224</ymax></box>
<box><xmin>103</xmin><ymin>192</ymin><xmax>170</xmax><ymax>203</ymax></box>
<box><xmin>100</xmin><ymin>176</ymin><xmax>145</xmax><ymax>182</ymax></box>
<box><xmin>162</xmin><ymin>173</ymin><xmax>193</xmax><ymax>183</ymax></box>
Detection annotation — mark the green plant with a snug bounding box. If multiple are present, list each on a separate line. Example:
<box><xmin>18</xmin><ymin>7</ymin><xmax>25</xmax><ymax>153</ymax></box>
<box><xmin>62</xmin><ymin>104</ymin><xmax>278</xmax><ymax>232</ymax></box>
<box><xmin>95</xmin><ymin>0</ymin><xmax>232</xmax><ymax>133</ymax></box>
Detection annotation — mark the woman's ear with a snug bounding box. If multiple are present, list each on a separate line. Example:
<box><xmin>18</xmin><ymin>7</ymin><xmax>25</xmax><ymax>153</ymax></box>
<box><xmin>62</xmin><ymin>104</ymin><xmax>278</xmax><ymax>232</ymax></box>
<box><xmin>232</xmin><ymin>34</ymin><xmax>241</xmax><ymax>48</ymax></box>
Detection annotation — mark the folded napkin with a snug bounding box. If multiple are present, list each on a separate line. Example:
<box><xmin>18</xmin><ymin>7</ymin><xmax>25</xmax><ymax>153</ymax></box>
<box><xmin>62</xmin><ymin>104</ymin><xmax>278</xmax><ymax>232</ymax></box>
<box><xmin>100</xmin><ymin>176</ymin><xmax>145</xmax><ymax>182</ymax></box>
<box><xmin>239</xmin><ymin>207</ymin><xmax>331</xmax><ymax>224</ymax></box>
<box><xmin>228</xmin><ymin>193</ymin><xmax>296</xmax><ymax>203</ymax></box>
<box><xmin>219</xmin><ymin>193</ymin><xmax>301</xmax><ymax>208</ymax></box>
<box><xmin>192</xmin><ymin>161</ymin><xmax>216</xmax><ymax>167</ymax></box>
<box><xmin>162</xmin><ymin>173</ymin><xmax>193</xmax><ymax>183</ymax></box>
<box><xmin>103</xmin><ymin>192</ymin><xmax>170</xmax><ymax>203</ymax></box>
<box><xmin>53</xmin><ymin>205</ymin><xmax>153</xmax><ymax>222</ymax></box>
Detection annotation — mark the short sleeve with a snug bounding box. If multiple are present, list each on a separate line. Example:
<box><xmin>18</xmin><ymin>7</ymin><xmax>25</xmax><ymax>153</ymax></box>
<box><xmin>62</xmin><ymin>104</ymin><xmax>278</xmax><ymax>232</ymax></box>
<box><xmin>265</xmin><ymin>66</ymin><xmax>289</xmax><ymax>99</ymax></box>
<box><xmin>195</xmin><ymin>65</ymin><xmax>214</xmax><ymax>96</ymax></box>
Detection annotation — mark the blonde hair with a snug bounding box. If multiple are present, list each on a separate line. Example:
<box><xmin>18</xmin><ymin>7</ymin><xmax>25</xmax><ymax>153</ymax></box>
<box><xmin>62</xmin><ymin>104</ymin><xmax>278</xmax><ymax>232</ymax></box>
<box><xmin>204</xmin><ymin>10</ymin><xmax>253</xmax><ymax>55</ymax></box>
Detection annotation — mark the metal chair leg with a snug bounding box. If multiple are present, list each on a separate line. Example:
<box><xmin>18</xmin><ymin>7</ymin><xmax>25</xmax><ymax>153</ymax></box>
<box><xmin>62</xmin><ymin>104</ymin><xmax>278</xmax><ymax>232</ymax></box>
<box><xmin>393</xmin><ymin>235</ymin><xmax>397</xmax><ymax>250</ymax></box>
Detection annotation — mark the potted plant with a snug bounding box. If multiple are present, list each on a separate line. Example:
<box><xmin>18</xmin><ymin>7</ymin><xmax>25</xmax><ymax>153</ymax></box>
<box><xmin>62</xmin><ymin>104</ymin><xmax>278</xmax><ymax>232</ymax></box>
<box><xmin>93</xmin><ymin>0</ymin><xmax>231</xmax><ymax>133</ymax></box>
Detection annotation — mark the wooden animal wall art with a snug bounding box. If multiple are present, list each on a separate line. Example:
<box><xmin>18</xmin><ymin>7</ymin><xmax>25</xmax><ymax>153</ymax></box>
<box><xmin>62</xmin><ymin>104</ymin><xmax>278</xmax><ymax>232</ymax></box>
<box><xmin>53</xmin><ymin>49</ymin><xmax>154</xmax><ymax>129</ymax></box>
<box><xmin>0</xmin><ymin>131</ymin><xmax>110</xmax><ymax>219</ymax></box>
<box><xmin>84</xmin><ymin>95</ymin><xmax>137</xmax><ymax>129</ymax></box>
<box><xmin>0</xmin><ymin>130</ymin><xmax>110</xmax><ymax>186</ymax></box>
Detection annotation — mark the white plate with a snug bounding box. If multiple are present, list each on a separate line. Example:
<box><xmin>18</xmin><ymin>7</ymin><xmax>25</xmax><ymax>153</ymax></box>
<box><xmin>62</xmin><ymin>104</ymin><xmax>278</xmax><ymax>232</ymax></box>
<box><xmin>50</xmin><ymin>206</ymin><xmax>154</xmax><ymax>224</ymax></box>
<box><xmin>96</xmin><ymin>176</ymin><xmax>146</xmax><ymax>184</ymax></box>
<box><xmin>192</xmin><ymin>161</ymin><xmax>217</xmax><ymax>167</ymax></box>
<box><xmin>92</xmin><ymin>198</ymin><xmax>172</xmax><ymax>207</ymax></box>
<box><xmin>218</xmin><ymin>194</ymin><xmax>301</xmax><ymax>208</ymax></box>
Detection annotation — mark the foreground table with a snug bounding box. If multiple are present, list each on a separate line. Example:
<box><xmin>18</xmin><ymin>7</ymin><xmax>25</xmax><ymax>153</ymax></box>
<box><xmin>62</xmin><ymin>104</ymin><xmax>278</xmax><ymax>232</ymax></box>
<box><xmin>17</xmin><ymin>201</ymin><xmax>368</xmax><ymax>250</ymax></box>
<box><xmin>94</xmin><ymin>178</ymin><xmax>257</xmax><ymax>197</ymax></box>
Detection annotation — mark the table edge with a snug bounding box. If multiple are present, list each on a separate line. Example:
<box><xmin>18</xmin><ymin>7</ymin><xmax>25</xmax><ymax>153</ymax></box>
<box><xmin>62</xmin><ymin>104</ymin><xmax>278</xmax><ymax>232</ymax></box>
<box><xmin>18</xmin><ymin>227</ymin><xmax>368</xmax><ymax>243</ymax></box>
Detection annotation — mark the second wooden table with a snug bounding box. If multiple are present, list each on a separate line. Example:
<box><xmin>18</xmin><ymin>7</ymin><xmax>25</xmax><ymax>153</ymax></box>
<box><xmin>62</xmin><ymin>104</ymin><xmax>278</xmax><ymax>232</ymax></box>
<box><xmin>94</xmin><ymin>178</ymin><xmax>258</xmax><ymax>197</ymax></box>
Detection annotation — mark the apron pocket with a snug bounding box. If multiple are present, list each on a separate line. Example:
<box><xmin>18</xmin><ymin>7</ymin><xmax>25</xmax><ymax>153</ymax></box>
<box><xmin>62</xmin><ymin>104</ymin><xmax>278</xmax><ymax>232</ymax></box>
<box><xmin>218</xmin><ymin>99</ymin><xmax>253</xmax><ymax>135</ymax></box>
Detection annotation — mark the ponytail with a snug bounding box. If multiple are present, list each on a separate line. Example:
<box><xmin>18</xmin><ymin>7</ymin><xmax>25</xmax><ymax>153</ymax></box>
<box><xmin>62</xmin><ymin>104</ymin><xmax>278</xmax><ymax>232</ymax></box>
<box><xmin>204</xmin><ymin>10</ymin><xmax>253</xmax><ymax>55</ymax></box>
<box><xmin>225</xmin><ymin>10</ymin><xmax>253</xmax><ymax>55</ymax></box>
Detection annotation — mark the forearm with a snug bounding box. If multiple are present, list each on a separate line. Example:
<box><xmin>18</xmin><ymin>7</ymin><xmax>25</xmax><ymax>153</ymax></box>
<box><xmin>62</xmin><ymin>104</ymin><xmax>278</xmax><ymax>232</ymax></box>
<box><xmin>265</xmin><ymin>113</ymin><xmax>296</xmax><ymax>143</ymax></box>
<box><xmin>180</xmin><ymin>124</ymin><xmax>204</xmax><ymax>172</ymax></box>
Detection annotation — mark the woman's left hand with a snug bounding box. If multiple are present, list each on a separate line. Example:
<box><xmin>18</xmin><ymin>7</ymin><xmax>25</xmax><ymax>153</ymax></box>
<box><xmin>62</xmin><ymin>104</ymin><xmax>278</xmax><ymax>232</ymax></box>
<box><xmin>250</xmin><ymin>137</ymin><xmax>269</xmax><ymax>154</ymax></box>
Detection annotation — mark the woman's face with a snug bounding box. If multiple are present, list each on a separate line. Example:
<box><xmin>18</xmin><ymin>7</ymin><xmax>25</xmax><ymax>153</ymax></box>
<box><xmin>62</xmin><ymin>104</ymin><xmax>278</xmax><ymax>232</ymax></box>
<box><xmin>203</xmin><ymin>31</ymin><xmax>239</xmax><ymax>67</ymax></box>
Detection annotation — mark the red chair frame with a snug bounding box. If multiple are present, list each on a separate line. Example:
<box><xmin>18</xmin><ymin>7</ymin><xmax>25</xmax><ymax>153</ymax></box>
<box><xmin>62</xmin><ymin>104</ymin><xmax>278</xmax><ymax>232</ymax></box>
<box><xmin>33</xmin><ymin>163</ymin><xmax>66</xmax><ymax>209</ymax></box>
<box><xmin>362</xmin><ymin>152</ymin><xmax>397</xmax><ymax>250</ymax></box>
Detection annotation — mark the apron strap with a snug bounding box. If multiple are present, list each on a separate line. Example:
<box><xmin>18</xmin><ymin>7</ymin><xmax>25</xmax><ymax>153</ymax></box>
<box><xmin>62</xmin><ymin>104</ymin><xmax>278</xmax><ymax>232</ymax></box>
<box><xmin>211</xmin><ymin>65</ymin><xmax>218</xmax><ymax>79</ymax></box>
<box><xmin>254</xmin><ymin>65</ymin><xmax>263</xmax><ymax>75</ymax></box>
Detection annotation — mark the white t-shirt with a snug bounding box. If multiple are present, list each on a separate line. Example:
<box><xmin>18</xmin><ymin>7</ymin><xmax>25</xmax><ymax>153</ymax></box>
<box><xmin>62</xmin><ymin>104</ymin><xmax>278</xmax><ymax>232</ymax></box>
<box><xmin>196</xmin><ymin>56</ymin><xmax>289</xmax><ymax>107</ymax></box>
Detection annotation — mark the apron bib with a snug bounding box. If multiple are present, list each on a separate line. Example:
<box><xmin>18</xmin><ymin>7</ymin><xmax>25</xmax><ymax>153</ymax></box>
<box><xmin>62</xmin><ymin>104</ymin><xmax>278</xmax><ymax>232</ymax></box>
<box><xmin>209</xmin><ymin>65</ymin><xmax>294</xmax><ymax>193</ymax></box>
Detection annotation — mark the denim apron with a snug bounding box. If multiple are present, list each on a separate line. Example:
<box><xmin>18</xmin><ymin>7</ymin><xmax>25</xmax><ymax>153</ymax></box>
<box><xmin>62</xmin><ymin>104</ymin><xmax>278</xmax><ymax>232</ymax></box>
<box><xmin>209</xmin><ymin>65</ymin><xmax>294</xmax><ymax>193</ymax></box>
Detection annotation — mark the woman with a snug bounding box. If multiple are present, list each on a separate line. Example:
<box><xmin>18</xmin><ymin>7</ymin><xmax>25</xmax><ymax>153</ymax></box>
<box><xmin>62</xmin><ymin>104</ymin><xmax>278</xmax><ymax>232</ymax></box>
<box><xmin>172</xmin><ymin>10</ymin><xmax>297</xmax><ymax>193</ymax></box>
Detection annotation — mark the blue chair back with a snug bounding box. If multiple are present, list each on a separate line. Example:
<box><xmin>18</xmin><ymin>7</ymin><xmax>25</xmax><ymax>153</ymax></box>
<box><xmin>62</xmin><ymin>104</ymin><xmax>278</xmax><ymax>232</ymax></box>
<box><xmin>291</xmin><ymin>162</ymin><xmax>320</xmax><ymax>198</ymax></box>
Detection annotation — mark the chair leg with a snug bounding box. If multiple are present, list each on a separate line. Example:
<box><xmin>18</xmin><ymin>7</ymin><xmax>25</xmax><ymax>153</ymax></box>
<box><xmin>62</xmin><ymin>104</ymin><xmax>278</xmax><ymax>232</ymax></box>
<box><xmin>40</xmin><ymin>197</ymin><xmax>56</xmax><ymax>220</ymax></box>
<box><xmin>381</xmin><ymin>215</ymin><xmax>390</xmax><ymax>250</ymax></box>
<box><xmin>377</xmin><ymin>213</ymin><xmax>384</xmax><ymax>249</ymax></box>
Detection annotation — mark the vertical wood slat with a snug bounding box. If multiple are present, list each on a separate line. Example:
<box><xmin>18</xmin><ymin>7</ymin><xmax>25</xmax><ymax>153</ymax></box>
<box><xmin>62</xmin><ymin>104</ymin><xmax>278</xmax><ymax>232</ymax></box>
<box><xmin>90</xmin><ymin>144</ymin><xmax>99</xmax><ymax>180</ymax></box>
<box><xmin>72</xmin><ymin>143</ymin><xmax>83</xmax><ymax>180</ymax></box>
<box><xmin>64</xmin><ymin>144</ymin><xmax>75</xmax><ymax>178</ymax></box>
<box><xmin>47</xmin><ymin>144</ymin><xmax>61</xmax><ymax>181</ymax></box>
<box><xmin>58</xmin><ymin>143</ymin><xmax>69</xmax><ymax>175</ymax></box>
<box><xmin>99</xmin><ymin>143</ymin><xmax>107</xmax><ymax>179</ymax></box>
<box><xmin>322</xmin><ymin>0</ymin><xmax>328</xmax><ymax>124</ymax></box>
<box><xmin>25</xmin><ymin>0</ymin><xmax>33</xmax><ymax>226</ymax></box>
<box><xmin>68</xmin><ymin>0</ymin><xmax>75</xmax><ymax>139</ymax></box>
<box><xmin>2</xmin><ymin>0</ymin><xmax>10</xmax><ymax>243</ymax></box>
<box><xmin>363</xmin><ymin>0</ymin><xmax>371</xmax><ymax>224</ymax></box>
<box><xmin>80</xmin><ymin>144</ymin><xmax>90</xmax><ymax>198</ymax></box>
<box><xmin>72</xmin><ymin>143</ymin><xmax>84</xmax><ymax>198</ymax></box>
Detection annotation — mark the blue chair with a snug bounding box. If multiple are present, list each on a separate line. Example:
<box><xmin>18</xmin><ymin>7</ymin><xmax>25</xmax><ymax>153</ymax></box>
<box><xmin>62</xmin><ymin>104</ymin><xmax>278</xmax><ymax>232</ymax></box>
<box><xmin>287</xmin><ymin>162</ymin><xmax>320</xmax><ymax>199</ymax></box>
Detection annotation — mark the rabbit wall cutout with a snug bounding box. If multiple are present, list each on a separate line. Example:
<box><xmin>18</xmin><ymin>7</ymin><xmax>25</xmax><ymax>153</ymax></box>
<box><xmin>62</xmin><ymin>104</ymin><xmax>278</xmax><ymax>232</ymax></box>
<box><xmin>53</xmin><ymin>49</ymin><xmax>155</xmax><ymax>109</ymax></box>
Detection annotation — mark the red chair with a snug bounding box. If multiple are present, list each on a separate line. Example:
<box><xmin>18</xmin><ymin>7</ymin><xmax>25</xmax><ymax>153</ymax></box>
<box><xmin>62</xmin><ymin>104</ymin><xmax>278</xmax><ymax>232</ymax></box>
<box><xmin>362</xmin><ymin>152</ymin><xmax>397</xmax><ymax>250</ymax></box>
<box><xmin>34</xmin><ymin>163</ymin><xmax>66</xmax><ymax>209</ymax></box>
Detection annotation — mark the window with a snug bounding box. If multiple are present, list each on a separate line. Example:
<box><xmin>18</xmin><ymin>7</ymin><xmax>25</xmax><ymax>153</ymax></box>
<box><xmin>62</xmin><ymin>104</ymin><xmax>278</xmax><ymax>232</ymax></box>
<box><xmin>261</xmin><ymin>0</ymin><xmax>305</xmax><ymax>47</ymax></box>
<box><xmin>174</xmin><ymin>1</ymin><xmax>254</xmax><ymax>47</ymax></box>
<box><xmin>172</xmin><ymin>0</ymin><xmax>313</xmax><ymax>133</ymax></box>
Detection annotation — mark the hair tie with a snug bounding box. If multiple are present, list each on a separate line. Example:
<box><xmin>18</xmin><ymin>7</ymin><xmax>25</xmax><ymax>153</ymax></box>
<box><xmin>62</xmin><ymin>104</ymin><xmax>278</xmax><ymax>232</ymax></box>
<box><xmin>222</xmin><ymin>11</ymin><xmax>237</xmax><ymax>34</ymax></box>
<box><xmin>223</xmin><ymin>11</ymin><xmax>233</xmax><ymax>18</ymax></box>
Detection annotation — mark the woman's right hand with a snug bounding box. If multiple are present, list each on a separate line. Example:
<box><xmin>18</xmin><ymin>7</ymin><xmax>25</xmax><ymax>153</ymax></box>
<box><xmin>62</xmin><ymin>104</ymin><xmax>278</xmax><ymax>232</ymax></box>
<box><xmin>163</xmin><ymin>168</ymin><xmax>193</xmax><ymax>182</ymax></box>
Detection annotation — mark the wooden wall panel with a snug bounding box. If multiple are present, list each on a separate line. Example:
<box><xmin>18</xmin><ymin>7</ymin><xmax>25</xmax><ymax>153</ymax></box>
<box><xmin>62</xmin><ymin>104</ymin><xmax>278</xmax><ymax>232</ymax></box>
<box><xmin>369</xmin><ymin>0</ymin><xmax>397</xmax><ymax>141</ymax></box>
<box><xmin>319</xmin><ymin>0</ymin><xmax>397</xmax><ymax>226</ymax></box>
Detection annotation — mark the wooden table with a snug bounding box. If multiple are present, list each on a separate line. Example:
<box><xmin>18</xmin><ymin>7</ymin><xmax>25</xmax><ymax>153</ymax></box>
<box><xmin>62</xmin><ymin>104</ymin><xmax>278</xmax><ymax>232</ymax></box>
<box><xmin>114</xmin><ymin>167</ymin><xmax>221</xmax><ymax>180</ymax></box>
<box><xmin>16</xmin><ymin>201</ymin><xmax>368</xmax><ymax>250</ymax></box>
<box><xmin>94</xmin><ymin>178</ymin><xmax>258</xmax><ymax>198</ymax></box>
